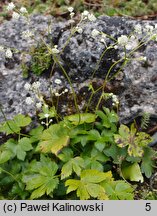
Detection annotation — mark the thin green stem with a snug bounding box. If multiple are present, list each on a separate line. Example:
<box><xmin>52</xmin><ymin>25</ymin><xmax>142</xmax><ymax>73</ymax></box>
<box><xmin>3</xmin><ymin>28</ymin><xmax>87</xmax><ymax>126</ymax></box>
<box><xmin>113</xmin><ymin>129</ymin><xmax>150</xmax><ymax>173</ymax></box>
<box><xmin>91</xmin><ymin>46</ymin><xmax>113</xmax><ymax>78</ymax></box>
<box><xmin>54</xmin><ymin>57</ymin><xmax>80</xmax><ymax>114</ymax></box>
<box><xmin>1</xmin><ymin>168</ymin><xmax>18</xmax><ymax>183</ymax></box>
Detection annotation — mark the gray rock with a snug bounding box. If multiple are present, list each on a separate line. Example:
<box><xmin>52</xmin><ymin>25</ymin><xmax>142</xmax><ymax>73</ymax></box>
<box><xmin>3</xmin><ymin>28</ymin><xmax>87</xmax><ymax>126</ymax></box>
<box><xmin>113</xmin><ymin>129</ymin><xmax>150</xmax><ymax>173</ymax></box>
<box><xmin>0</xmin><ymin>14</ymin><xmax>157</xmax><ymax>126</ymax></box>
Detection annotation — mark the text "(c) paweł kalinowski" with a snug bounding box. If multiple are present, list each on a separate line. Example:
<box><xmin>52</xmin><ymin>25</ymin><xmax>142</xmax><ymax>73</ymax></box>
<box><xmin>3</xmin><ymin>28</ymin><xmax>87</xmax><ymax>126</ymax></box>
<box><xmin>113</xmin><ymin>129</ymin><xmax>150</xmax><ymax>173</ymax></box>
<box><xmin>20</xmin><ymin>202</ymin><xmax>104</xmax><ymax>212</ymax></box>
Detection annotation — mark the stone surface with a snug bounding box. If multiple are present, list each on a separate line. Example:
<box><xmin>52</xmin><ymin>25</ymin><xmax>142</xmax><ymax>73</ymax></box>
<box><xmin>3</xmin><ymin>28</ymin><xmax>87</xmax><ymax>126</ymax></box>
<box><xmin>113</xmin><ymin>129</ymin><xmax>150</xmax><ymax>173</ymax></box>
<box><xmin>0</xmin><ymin>14</ymin><xmax>157</xmax><ymax>127</ymax></box>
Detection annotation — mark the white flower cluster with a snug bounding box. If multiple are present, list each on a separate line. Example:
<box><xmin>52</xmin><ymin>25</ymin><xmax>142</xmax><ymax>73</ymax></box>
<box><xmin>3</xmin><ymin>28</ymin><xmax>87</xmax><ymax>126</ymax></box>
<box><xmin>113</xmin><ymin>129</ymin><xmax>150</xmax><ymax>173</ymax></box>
<box><xmin>6</xmin><ymin>2</ymin><xmax>28</xmax><ymax>20</ymax></box>
<box><xmin>5</xmin><ymin>48</ymin><xmax>13</xmax><ymax>58</ymax></box>
<box><xmin>108</xmin><ymin>93</ymin><xmax>119</xmax><ymax>106</ymax></box>
<box><xmin>117</xmin><ymin>35</ymin><xmax>128</xmax><ymax>46</ymax></box>
<box><xmin>134</xmin><ymin>23</ymin><xmax>157</xmax><ymax>40</ymax></box>
<box><xmin>6</xmin><ymin>2</ymin><xmax>15</xmax><ymax>11</ymax></box>
<box><xmin>32</xmin><ymin>81</ymin><xmax>41</xmax><ymax>90</ymax></box>
<box><xmin>52</xmin><ymin>88</ymin><xmax>69</xmax><ymax>97</ymax></box>
<box><xmin>22</xmin><ymin>30</ymin><xmax>34</xmax><ymax>39</ymax></box>
<box><xmin>76</xmin><ymin>26</ymin><xmax>83</xmax><ymax>34</ymax></box>
<box><xmin>20</xmin><ymin>7</ymin><xmax>28</xmax><ymax>14</ymax></box>
<box><xmin>68</xmin><ymin>7</ymin><xmax>75</xmax><ymax>19</ymax></box>
<box><xmin>0</xmin><ymin>46</ymin><xmax>13</xmax><ymax>58</ymax></box>
<box><xmin>12</xmin><ymin>12</ymin><xmax>20</xmax><ymax>19</ymax></box>
<box><xmin>81</xmin><ymin>10</ymin><xmax>96</xmax><ymax>22</ymax></box>
<box><xmin>24</xmin><ymin>81</ymin><xmax>43</xmax><ymax>107</ymax></box>
<box><xmin>52</xmin><ymin>45</ymin><xmax>60</xmax><ymax>54</ymax></box>
<box><xmin>134</xmin><ymin>24</ymin><xmax>142</xmax><ymax>34</ymax></box>
<box><xmin>91</xmin><ymin>29</ymin><xmax>100</xmax><ymax>38</ymax></box>
<box><xmin>117</xmin><ymin>34</ymin><xmax>138</xmax><ymax>50</ymax></box>
<box><xmin>25</xmin><ymin>97</ymin><xmax>34</xmax><ymax>105</ymax></box>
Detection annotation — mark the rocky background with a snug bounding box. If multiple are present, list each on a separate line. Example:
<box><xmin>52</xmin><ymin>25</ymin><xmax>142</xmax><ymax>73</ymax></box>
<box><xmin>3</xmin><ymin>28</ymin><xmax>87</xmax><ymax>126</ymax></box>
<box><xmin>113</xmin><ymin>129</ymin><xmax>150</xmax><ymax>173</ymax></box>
<box><xmin>0</xmin><ymin>14</ymin><xmax>157</xmax><ymax>130</ymax></box>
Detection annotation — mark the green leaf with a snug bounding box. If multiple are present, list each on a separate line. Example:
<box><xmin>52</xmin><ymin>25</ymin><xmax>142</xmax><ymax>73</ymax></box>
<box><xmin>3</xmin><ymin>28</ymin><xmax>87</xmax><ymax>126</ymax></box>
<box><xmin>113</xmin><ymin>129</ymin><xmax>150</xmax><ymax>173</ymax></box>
<box><xmin>61</xmin><ymin>157</ymin><xmax>84</xmax><ymax>179</ymax></box>
<box><xmin>13</xmin><ymin>114</ymin><xmax>32</xmax><ymax>127</ymax></box>
<box><xmin>102</xmin><ymin>180</ymin><xmax>134</xmax><ymax>200</ymax></box>
<box><xmin>17</xmin><ymin>138</ymin><xmax>33</xmax><ymax>161</ymax></box>
<box><xmin>83</xmin><ymin>147</ymin><xmax>109</xmax><ymax>171</ymax></box>
<box><xmin>29</xmin><ymin>126</ymin><xmax>44</xmax><ymax>142</ymax></box>
<box><xmin>58</xmin><ymin>148</ymin><xmax>73</xmax><ymax>162</ymax></box>
<box><xmin>22</xmin><ymin>155</ymin><xmax>59</xmax><ymax>199</ymax></box>
<box><xmin>141</xmin><ymin>147</ymin><xmax>155</xmax><ymax>178</ymax></box>
<box><xmin>103</xmin><ymin>143</ymin><xmax>127</xmax><ymax>164</ymax></box>
<box><xmin>65</xmin><ymin>179</ymin><xmax>80</xmax><ymax>194</ymax></box>
<box><xmin>65</xmin><ymin>113</ymin><xmax>96</xmax><ymax>125</ymax></box>
<box><xmin>6</xmin><ymin>138</ymin><xmax>33</xmax><ymax>161</ymax></box>
<box><xmin>0</xmin><ymin>149</ymin><xmax>12</xmax><ymax>164</ymax></box>
<box><xmin>37</xmin><ymin>123</ymin><xmax>70</xmax><ymax>155</ymax></box>
<box><xmin>81</xmin><ymin>169</ymin><xmax>111</xmax><ymax>183</ymax></box>
<box><xmin>96</xmin><ymin>110</ymin><xmax>110</xmax><ymax>128</ymax></box>
<box><xmin>0</xmin><ymin>114</ymin><xmax>31</xmax><ymax>135</ymax></box>
<box><xmin>0</xmin><ymin>120</ymin><xmax>20</xmax><ymax>135</ymax></box>
<box><xmin>65</xmin><ymin>170</ymin><xmax>112</xmax><ymax>200</ymax></box>
<box><xmin>96</xmin><ymin>108</ymin><xmax>118</xmax><ymax>129</ymax></box>
<box><xmin>122</xmin><ymin>163</ymin><xmax>144</xmax><ymax>182</ymax></box>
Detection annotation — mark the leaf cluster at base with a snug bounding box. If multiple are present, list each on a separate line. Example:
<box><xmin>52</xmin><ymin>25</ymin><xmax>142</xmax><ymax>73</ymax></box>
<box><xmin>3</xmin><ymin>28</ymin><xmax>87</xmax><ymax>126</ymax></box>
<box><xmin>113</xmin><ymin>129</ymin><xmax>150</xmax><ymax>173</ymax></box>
<box><xmin>0</xmin><ymin>107</ymin><xmax>156</xmax><ymax>200</ymax></box>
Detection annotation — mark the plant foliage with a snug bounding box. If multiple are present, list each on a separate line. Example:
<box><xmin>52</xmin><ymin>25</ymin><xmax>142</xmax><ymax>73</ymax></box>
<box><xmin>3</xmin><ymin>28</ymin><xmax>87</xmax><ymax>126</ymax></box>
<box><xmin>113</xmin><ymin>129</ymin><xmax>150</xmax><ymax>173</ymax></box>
<box><xmin>0</xmin><ymin>107</ymin><xmax>156</xmax><ymax>200</ymax></box>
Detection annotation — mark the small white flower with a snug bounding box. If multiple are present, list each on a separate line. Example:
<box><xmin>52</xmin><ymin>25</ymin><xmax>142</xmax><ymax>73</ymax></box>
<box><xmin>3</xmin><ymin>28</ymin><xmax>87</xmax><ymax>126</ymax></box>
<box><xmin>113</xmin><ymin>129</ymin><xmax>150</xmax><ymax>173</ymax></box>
<box><xmin>7</xmin><ymin>2</ymin><xmax>15</xmax><ymax>11</ymax></box>
<box><xmin>88</xmin><ymin>13</ymin><xmax>96</xmax><ymax>22</ymax></box>
<box><xmin>44</xmin><ymin>113</ymin><xmax>49</xmax><ymax>118</ymax></box>
<box><xmin>108</xmin><ymin>93</ymin><xmax>113</xmax><ymax>97</ymax></box>
<box><xmin>0</xmin><ymin>46</ymin><xmax>4</xmax><ymax>52</ymax></box>
<box><xmin>114</xmin><ymin>45</ymin><xmax>118</xmax><ymax>49</ymax></box>
<box><xmin>100</xmin><ymin>38</ymin><xmax>106</xmax><ymax>45</ymax></box>
<box><xmin>82</xmin><ymin>10</ymin><xmax>89</xmax><ymax>17</ymax></box>
<box><xmin>55</xmin><ymin>92</ymin><xmax>60</xmax><ymax>97</ymax></box>
<box><xmin>32</xmin><ymin>81</ymin><xmax>41</xmax><ymax>90</ymax></box>
<box><xmin>91</xmin><ymin>29</ymin><xmax>100</xmax><ymax>37</ymax></box>
<box><xmin>54</xmin><ymin>79</ymin><xmax>62</xmax><ymax>85</ymax></box>
<box><xmin>62</xmin><ymin>89</ymin><xmax>69</xmax><ymax>94</ymax></box>
<box><xmin>70</xmin><ymin>12</ymin><xmax>75</xmax><ymax>19</ymax></box>
<box><xmin>145</xmin><ymin>24</ymin><xmax>154</xmax><ymax>32</ymax></box>
<box><xmin>125</xmin><ymin>35</ymin><xmax>138</xmax><ymax>50</ymax></box>
<box><xmin>76</xmin><ymin>26</ymin><xmax>83</xmax><ymax>34</ymax></box>
<box><xmin>100</xmin><ymin>35</ymin><xmax>106</xmax><ymax>44</ymax></box>
<box><xmin>101</xmin><ymin>34</ymin><xmax>106</xmax><ymax>39</ymax></box>
<box><xmin>25</xmin><ymin>97</ymin><xmax>34</xmax><ymax>105</ymax></box>
<box><xmin>139</xmin><ymin>56</ymin><xmax>147</xmax><ymax>61</ymax></box>
<box><xmin>64</xmin><ymin>88</ymin><xmax>68</xmax><ymax>93</ymax></box>
<box><xmin>5</xmin><ymin>48</ymin><xmax>13</xmax><ymax>58</ymax></box>
<box><xmin>52</xmin><ymin>45</ymin><xmax>59</xmax><ymax>54</ymax></box>
<box><xmin>20</xmin><ymin>7</ymin><xmax>28</xmax><ymax>14</ymax></box>
<box><xmin>68</xmin><ymin>7</ymin><xmax>74</xmax><ymax>13</ymax></box>
<box><xmin>12</xmin><ymin>12</ymin><xmax>20</xmax><ymax>19</ymax></box>
<box><xmin>24</xmin><ymin>83</ymin><xmax>31</xmax><ymax>91</ymax></box>
<box><xmin>117</xmin><ymin>35</ymin><xmax>128</xmax><ymax>46</ymax></box>
<box><xmin>49</xmin><ymin>119</ymin><xmax>53</xmax><ymax>123</ymax></box>
<box><xmin>134</xmin><ymin>24</ymin><xmax>142</xmax><ymax>34</ymax></box>
<box><xmin>36</xmin><ymin>102</ymin><xmax>42</xmax><ymax>109</ymax></box>
<box><xmin>22</xmin><ymin>30</ymin><xmax>34</xmax><ymax>39</ymax></box>
<box><xmin>112</xmin><ymin>94</ymin><xmax>119</xmax><ymax>105</ymax></box>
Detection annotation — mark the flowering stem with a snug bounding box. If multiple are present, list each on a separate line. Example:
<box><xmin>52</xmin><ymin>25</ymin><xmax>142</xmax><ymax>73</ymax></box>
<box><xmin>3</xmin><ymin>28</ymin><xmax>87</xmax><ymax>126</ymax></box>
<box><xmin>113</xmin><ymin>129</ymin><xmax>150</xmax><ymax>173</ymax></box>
<box><xmin>91</xmin><ymin>46</ymin><xmax>113</xmax><ymax>78</ymax></box>
<box><xmin>95</xmin><ymin>57</ymin><xmax>126</xmax><ymax>111</ymax></box>
<box><xmin>54</xmin><ymin>57</ymin><xmax>80</xmax><ymax>115</ymax></box>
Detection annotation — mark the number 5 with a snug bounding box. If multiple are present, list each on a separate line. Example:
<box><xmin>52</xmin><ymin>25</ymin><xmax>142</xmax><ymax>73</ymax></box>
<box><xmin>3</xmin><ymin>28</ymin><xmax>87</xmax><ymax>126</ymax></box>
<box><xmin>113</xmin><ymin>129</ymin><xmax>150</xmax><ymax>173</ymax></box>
<box><xmin>145</xmin><ymin>203</ymin><xmax>151</xmax><ymax>211</ymax></box>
